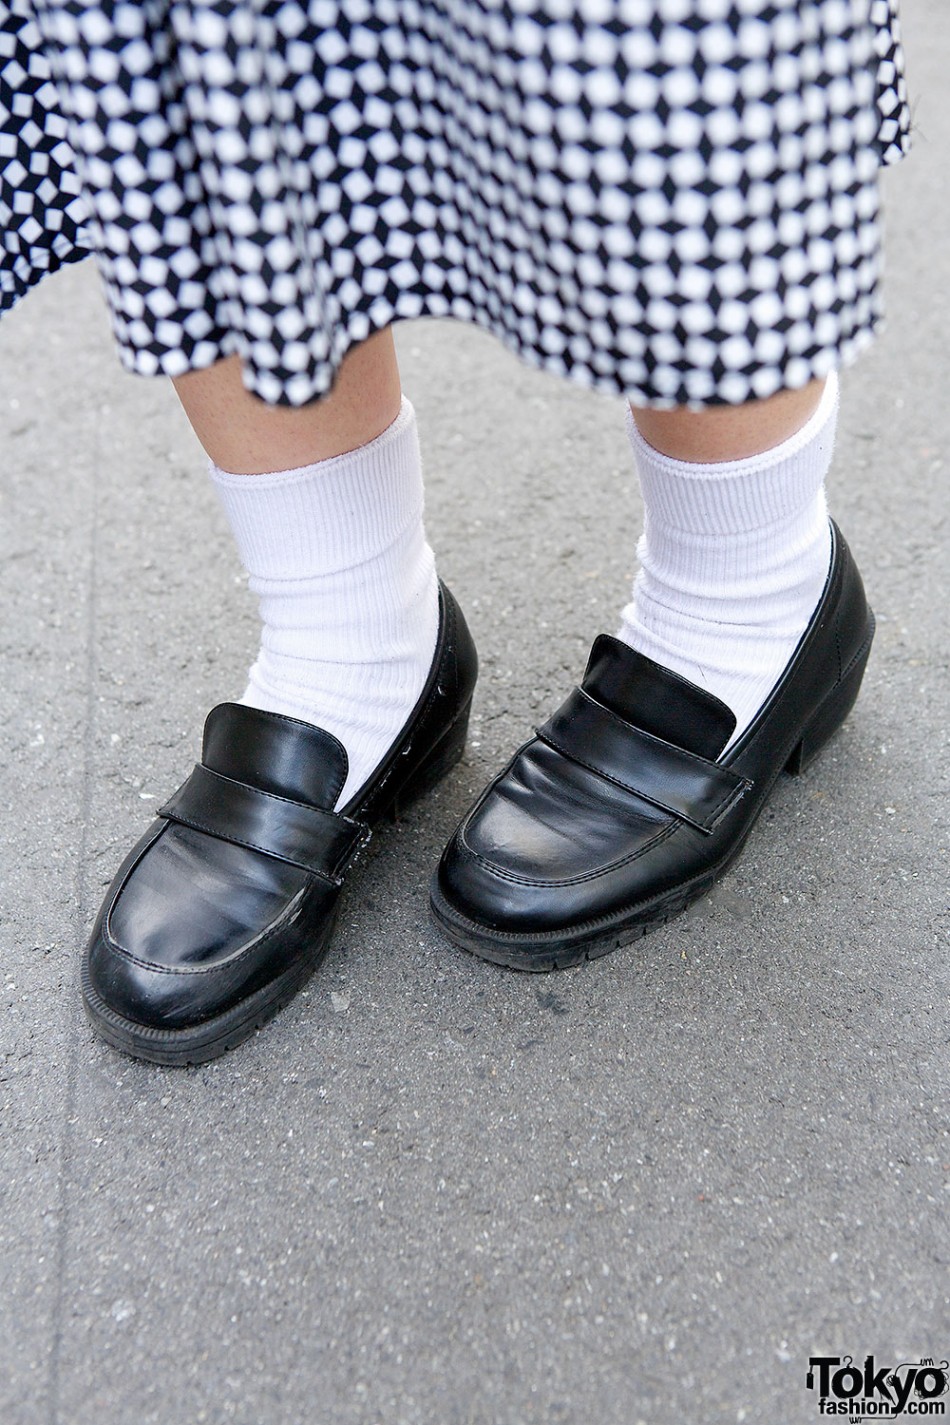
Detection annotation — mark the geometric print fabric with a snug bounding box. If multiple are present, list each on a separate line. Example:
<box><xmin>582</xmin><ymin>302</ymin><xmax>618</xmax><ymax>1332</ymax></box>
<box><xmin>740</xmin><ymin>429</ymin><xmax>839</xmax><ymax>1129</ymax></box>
<box><xmin>2</xmin><ymin>0</ymin><xmax>911</xmax><ymax>407</ymax></box>
<box><xmin>1</xmin><ymin>1</ymin><xmax>91</xmax><ymax>305</ymax></box>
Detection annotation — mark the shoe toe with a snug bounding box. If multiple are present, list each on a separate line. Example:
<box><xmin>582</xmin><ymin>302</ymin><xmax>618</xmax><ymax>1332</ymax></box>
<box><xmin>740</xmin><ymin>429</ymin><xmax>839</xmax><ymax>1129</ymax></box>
<box><xmin>86</xmin><ymin>821</ymin><xmax>330</xmax><ymax>1032</ymax></box>
<box><xmin>438</xmin><ymin>741</ymin><xmax>674</xmax><ymax>936</ymax></box>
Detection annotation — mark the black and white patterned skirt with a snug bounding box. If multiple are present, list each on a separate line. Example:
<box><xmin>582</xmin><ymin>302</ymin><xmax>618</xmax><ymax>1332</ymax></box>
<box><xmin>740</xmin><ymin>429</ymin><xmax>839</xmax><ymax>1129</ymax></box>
<box><xmin>1</xmin><ymin>0</ymin><xmax>910</xmax><ymax>406</ymax></box>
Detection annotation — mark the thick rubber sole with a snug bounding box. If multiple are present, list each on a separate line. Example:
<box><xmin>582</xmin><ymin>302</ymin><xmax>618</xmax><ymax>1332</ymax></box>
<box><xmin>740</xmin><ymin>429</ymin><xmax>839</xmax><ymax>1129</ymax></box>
<box><xmin>82</xmin><ymin>699</ymin><xmax>473</xmax><ymax>1065</ymax></box>
<box><xmin>430</xmin><ymin>629</ymin><xmax>873</xmax><ymax>972</ymax></box>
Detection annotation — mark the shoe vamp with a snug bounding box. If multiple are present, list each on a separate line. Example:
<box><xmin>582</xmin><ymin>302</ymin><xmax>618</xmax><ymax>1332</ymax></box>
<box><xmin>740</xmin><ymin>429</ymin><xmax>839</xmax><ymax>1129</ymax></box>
<box><xmin>108</xmin><ymin>824</ymin><xmax>320</xmax><ymax>967</ymax></box>
<box><xmin>465</xmin><ymin>742</ymin><xmax>672</xmax><ymax>882</ymax></box>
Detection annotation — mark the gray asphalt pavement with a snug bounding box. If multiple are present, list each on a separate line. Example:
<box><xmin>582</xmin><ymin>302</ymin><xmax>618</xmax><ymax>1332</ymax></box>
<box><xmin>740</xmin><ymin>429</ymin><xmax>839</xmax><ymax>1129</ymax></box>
<box><xmin>1</xmin><ymin>3</ymin><xmax>947</xmax><ymax>1422</ymax></box>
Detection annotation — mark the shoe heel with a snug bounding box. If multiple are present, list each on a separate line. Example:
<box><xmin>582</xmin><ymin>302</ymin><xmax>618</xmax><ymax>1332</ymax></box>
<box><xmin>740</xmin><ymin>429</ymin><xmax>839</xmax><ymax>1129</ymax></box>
<box><xmin>384</xmin><ymin>700</ymin><xmax>473</xmax><ymax>821</ymax></box>
<box><xmin>785</xmin><ymin>623</ymin><xmax>874</xmax><ymax>777</ymax></box>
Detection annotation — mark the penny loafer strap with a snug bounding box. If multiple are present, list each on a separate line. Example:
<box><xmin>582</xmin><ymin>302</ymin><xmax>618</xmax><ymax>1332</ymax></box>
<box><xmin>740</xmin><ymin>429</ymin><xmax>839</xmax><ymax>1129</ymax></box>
<box><xmin>537</xmin><ymin>688</ymin><xmax>751</xmax><ymax>834</ymax></box>
<box><xmin>159</xmin><ymin>764</ymin><xmax>368</xmax><ymax>882</ymax></box>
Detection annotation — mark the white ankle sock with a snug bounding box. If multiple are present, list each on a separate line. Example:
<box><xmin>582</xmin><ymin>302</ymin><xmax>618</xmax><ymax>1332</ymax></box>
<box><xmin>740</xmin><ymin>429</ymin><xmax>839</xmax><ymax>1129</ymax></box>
<box><xmin>618</xmin><ymin>374</ymin><xmax>838</xmax><ymax>746</ymax></box>
<box><xmin>210</xmin><ymin>397</ymin><xmax>440</xmax><ymax>809</ymax></box>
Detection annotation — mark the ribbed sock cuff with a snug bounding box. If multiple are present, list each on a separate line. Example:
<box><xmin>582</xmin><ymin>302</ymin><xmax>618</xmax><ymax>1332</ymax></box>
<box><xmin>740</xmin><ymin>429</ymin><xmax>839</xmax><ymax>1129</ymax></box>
<box><xmin>625</xmin><ymin>373</ymin><xmax>838</xmax><ymax>536</ymax></box>
<box><xmin>209</xmin><ymin>396</ymin><xmax>423</xmax><ymax>579</ymax></box>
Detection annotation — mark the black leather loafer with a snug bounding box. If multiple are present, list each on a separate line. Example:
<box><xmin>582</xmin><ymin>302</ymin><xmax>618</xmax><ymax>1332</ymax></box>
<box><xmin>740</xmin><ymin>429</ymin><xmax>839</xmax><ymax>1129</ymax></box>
<box><xmin>82</xmin><ymin>583</ymin><xmax>478</xmax><ymax>1063</ymax></box>
<box><xmin>431</xmin><ymin>523</ymin><xmax>873</xmax><ymax>970</ymax></box>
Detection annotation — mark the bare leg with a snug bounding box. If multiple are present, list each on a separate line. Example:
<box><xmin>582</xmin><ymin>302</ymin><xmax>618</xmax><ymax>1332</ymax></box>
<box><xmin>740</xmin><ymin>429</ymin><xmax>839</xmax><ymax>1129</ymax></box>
<box><xmin>172</xmin><ymin>328</ymin><xmax>402</xmax><ymax>472</ymax></box>
<box><xmin>630</xmin><ymin>378</ymin><xmax>825</xmax><ymax>463</ymax></box>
